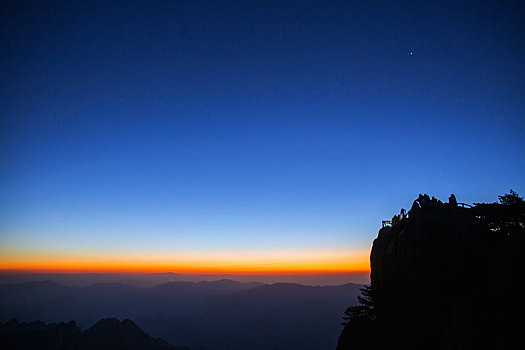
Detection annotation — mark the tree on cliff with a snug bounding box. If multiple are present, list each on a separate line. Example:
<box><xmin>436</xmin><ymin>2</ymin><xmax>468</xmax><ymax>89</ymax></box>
<box><xmin>341</xmin><ymin>285</ymin><xmax>376</xmax><ymax>325</ymax></box>
<box><xmin>472</xmin><ymin>189</ymin><xmax>525</xmax><ymax>236</ymax></box>
<box><xmin>498</xmin><ymin>189</ymin><xmax>523</xmax><ymax>205</ymax></box>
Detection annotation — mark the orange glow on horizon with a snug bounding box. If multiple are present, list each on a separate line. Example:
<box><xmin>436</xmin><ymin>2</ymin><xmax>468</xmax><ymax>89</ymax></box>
<box><xmin>0</xmin><ymin>267</ymin><xmax>370</xmax><ymax>275</ymax></box>
<box><xmin>0</xmin><ymin>248</ymin><xmax>370</xmax><ymax>275</ymax></box>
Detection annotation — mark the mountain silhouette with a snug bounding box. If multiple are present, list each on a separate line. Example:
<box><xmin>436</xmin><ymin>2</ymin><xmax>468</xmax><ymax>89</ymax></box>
<box><xmin>0</xmin><ymin>279</ymin><xmax>362</xmax><ymax>349</ymax></box>
<box><xmin>0</xmin><ymin>317</ymin><xmax>188</xmax><ymax>350</ymax></box>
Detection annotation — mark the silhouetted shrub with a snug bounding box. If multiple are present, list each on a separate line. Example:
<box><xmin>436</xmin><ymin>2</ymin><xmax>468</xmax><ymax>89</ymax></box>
<box><xmin>341</xmin><ymin>285</ymin><xmax>376</xmax><ymax>325</ymax></box>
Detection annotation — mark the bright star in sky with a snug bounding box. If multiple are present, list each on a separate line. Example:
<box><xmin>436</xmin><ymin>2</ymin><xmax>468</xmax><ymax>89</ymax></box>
<box><xmin>1</xmin><ymin>0</ymin><xmax>523</xmax><ymax>276</ymax></box>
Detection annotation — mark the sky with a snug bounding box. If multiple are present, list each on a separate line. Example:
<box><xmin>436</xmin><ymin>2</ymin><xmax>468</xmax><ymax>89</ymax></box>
<box><xmin>1</xmin><ymin>0</ymin><xmax>524</xmax><ymax>275</ymax></box>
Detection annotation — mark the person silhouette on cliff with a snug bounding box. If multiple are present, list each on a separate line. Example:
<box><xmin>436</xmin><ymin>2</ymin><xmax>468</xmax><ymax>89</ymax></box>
<box><xmin>416</xmin><ymin>194</ymin><xmax>431</xmax><ymax>209</ymax></box>
<box><xmin>392</xmin><ymin>214</ymin><xmax>399</xmax><ymax>226</ymax></box>
<box><xmin>449</xmin><ymin>194</ymin><xmax>457</xmax><ymax>207</ymax></box>
<box><xmin>410</xmin><ymin>199</ymin><xmax>420</xmax><ymax>214</ymax></box>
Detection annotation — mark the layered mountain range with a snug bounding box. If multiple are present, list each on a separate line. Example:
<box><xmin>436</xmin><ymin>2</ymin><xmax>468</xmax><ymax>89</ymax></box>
<box><xmin>0</xmin><ymin>279</ymin><xmax>361</xmax><ymax>349</ymax></box>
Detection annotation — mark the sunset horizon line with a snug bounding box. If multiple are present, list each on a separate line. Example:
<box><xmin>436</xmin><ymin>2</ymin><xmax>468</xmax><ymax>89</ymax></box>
<box><xmin>0</xmin><ymin>268</ymin><xmax>370</xmax><ymax>275</ymax></box>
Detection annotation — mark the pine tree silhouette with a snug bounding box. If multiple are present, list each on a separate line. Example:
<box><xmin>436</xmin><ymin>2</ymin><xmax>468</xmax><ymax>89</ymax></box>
<box><xmin>341</xmin><ymin>285</ymin><xmax>376</xmax><ymax>325</ymax></box>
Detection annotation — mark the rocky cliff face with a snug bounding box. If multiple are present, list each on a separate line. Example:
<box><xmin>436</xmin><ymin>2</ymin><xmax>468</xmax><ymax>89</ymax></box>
<box><xmin>338</xmin><ymin>195</ymin><xmax>525</xmax><ymax>350</ymax></box>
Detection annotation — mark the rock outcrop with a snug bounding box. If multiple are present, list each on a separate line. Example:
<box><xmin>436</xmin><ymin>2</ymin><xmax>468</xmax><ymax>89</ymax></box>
<box><xmin>338</xmin><ymin>194</ymin><xmax>525</xmax><ymax>350</ymax></box>
<box><xmin>0</xmin><ymin>317</ymin><xmax>189</xmax><ymax>350</ymax></box>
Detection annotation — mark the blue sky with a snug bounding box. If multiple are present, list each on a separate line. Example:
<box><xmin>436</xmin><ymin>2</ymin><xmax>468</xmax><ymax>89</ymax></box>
<box><xmin>1</xmin><ymin>0</ymin><xmax>524</xmax><ymax>271</ymax></box>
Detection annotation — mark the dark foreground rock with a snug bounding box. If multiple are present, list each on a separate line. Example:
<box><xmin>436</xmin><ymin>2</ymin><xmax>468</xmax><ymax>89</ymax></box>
<box><xmin>0</xmin><ymin>317</ymin><xmax>189</xmax><ymax>350</ymax></box>
<box><xmin>338</xmin><ymin>194</ymin><xmax>525</xmax><ymax>350</ymax></box>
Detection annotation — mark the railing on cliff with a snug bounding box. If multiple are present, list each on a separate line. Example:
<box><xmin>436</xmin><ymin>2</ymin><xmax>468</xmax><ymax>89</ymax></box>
<box><xmin>383</xmin><ymin>199</ymin><xmax>524</xmax><ymax>237</ymax></box>
<box><xmin>457</xmin><ymin>202</ymin><xmax>472</xmax><ymax>208</ymax></box>
<box><xmin>383</xmin><ymin>199</ymin><xmax>471</xmax><ymax>228</ymax></box>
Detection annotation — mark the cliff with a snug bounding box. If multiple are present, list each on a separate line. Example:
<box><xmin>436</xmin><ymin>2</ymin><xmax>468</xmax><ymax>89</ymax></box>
<box><xmin>337</xmin><ymin>193</ymin><xmax>525</xmax><ymax>350</ymax></box>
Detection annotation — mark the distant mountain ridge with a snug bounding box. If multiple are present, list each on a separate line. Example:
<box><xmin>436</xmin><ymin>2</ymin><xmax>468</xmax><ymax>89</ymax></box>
<box><xmin>0</xmin><ymin>317</ymin><xmax>188</xmax><ymax>350</ymax></box>
<box><xmin>0</xmin><ymin>279</ymin><xmax>362</xmax><ymax>349</ymax></box>
<box><xmin>0</xmin><ymin>272</ymin><xmax>370</xmax><ymax>287</ymax></box>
